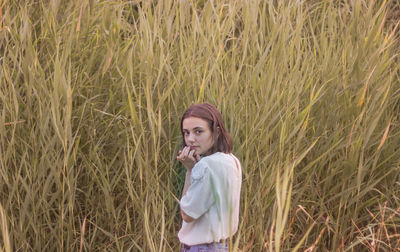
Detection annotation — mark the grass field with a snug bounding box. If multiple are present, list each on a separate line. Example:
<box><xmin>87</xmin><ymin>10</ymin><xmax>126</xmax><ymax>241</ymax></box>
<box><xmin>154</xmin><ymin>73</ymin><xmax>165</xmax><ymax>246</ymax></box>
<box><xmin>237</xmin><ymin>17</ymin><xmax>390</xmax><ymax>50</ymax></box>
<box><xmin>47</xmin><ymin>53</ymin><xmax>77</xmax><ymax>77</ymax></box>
<box><xmin>1</xmin><ymin>0</ymin><xmax>400</xmax><ymax>251</ymax></box>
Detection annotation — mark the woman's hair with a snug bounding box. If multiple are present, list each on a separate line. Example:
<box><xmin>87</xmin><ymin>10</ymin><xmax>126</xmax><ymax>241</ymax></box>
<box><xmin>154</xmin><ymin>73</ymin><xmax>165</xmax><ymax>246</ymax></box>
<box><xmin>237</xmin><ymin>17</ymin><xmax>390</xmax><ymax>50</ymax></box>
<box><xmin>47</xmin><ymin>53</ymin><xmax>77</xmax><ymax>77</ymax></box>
<box><xmin>180</xmin><ymin>102</ymin><xmax>233</xmax><ymax>154</ymax></box>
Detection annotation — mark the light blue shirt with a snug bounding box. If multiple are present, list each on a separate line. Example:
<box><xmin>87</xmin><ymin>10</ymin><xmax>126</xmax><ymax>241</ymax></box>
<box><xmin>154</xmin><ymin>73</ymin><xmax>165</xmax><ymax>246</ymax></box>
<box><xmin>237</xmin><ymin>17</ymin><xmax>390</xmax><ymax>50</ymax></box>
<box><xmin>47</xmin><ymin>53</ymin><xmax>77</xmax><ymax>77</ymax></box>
<box><xmin>179</xmin><ymin>152</ymin><xmax>242</xmax><ymax>246</ymax></box>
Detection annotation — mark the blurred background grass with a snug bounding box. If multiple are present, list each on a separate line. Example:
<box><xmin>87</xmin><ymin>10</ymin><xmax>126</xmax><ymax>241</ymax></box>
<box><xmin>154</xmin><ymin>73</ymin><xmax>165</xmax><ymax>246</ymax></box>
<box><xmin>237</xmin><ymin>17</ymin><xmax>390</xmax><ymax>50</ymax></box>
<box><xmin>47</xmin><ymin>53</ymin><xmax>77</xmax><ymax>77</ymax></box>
<box><xmin>0</xmin><ymin>0</ymin><xmax>399</xmax><ymax>251</ymax></box>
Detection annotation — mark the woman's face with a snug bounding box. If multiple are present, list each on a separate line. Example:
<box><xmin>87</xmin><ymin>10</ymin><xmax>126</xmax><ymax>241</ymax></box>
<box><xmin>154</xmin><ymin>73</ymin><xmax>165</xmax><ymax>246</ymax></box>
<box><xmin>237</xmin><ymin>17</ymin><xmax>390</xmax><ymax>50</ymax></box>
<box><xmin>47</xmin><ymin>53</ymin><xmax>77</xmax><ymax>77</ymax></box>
<box><xmin>182</xmin><ymin>116</ymin><xmax>214</xmax><ymax>155</ymax></box>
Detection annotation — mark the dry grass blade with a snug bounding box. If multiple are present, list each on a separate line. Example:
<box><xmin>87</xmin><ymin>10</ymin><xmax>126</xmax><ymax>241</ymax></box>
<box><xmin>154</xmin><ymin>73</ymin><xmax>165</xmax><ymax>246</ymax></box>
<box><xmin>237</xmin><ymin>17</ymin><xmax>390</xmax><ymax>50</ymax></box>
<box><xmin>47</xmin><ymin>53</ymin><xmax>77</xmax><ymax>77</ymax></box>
<box><xmin>0</xmin><ymin>204</ymin><xmax>11</xmax><ymax>252</ymax></box>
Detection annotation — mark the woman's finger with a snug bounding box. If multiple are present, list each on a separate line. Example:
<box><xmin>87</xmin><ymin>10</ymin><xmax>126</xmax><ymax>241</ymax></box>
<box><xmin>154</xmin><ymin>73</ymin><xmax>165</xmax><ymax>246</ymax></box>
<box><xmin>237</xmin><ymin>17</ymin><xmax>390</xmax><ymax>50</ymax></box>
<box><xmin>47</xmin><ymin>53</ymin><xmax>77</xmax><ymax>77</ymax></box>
<box><xmin>177</xmin><ymin>148</ymin><xmax>186</xmax><ymax>161</ymax></box>
<box><xmin>178</xmin><ymin>147</ymin><xmax>187</xmax><ymax>160</ymax></box>
<box><xmin>182</xmin><ymin>146</ymin><xmax>190</xmax><ymax>157</ymax></box>
<box><xmin>187</xmin><ymin>149</ymin><xmax>196</xmax><ymax>161</ymax></box>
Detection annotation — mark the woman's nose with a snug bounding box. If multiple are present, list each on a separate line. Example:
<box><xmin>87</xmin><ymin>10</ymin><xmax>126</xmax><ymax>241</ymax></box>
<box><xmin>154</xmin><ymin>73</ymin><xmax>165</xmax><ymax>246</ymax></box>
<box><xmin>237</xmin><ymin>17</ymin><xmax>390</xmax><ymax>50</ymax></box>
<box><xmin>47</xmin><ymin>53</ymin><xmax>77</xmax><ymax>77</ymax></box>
<box><xmin>187</xmin><ymin>133</ymin><xmax>195</xmax><ymax>143</ymax></box>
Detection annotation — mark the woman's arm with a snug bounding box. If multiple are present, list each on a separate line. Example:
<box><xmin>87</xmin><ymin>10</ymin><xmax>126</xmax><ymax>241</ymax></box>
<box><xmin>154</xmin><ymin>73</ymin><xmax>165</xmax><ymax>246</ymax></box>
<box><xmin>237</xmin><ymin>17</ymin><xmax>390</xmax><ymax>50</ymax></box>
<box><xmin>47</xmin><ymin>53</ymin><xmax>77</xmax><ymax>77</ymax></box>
<box><xmin>180</xmin><ymin>171</ymin><xmax>195</xmax><ymax>222</ymax></box>
<box><xmin>177</xmin><ymin>146</ymin><xmax>200</xmax><ymax>222</ymax></box>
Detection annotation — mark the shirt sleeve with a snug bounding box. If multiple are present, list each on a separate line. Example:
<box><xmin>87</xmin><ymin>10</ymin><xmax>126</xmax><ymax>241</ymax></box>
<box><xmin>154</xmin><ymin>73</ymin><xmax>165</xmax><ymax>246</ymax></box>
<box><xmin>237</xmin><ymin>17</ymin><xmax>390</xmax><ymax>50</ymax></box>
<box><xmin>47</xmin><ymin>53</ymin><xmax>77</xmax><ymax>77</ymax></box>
<box><xmin>180</xmin><ymin>161</ymin><xmax>215</xmax><ymax>219</ymax></box>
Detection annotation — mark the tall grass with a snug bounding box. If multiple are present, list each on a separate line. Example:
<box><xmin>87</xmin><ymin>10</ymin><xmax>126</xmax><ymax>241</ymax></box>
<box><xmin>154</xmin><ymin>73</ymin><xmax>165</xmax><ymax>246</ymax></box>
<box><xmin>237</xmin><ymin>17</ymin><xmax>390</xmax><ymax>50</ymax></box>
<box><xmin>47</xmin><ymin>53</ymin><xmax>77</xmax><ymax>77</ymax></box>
<box><xmin>0</xmin><ymin>0</ymin><xmax>399</xmax><ymax>251</ymax></box>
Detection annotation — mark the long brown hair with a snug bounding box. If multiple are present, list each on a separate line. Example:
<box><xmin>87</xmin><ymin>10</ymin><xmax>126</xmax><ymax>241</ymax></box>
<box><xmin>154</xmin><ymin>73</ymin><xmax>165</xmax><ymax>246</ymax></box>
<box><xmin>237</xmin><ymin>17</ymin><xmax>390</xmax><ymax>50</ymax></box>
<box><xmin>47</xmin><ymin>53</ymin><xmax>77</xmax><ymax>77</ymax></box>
<box><xmin>180</xmin><ymin>103</ymin><xmax>233</xmax><ymax>154</ymax></box>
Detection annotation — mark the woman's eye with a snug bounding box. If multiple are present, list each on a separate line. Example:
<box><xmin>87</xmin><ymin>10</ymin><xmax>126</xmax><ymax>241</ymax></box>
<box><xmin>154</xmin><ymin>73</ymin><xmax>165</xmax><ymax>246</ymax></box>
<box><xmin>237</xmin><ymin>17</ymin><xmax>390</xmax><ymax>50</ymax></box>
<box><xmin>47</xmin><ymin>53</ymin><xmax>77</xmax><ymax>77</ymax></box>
<box><xmin>195</xmin><ymin>130</ymin><xmax>202</xmax><ymax>134</ymax></box>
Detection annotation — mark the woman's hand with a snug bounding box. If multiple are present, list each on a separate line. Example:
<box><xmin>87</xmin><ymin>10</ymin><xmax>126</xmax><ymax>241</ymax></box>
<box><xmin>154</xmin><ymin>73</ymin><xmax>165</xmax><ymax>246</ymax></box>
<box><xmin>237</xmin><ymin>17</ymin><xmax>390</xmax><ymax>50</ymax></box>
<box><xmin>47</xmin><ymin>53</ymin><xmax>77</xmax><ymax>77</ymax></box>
<box><xmin>177</xmin><ymin>146</ymin><xmax>201</xmax><ymax>171</ymax></box>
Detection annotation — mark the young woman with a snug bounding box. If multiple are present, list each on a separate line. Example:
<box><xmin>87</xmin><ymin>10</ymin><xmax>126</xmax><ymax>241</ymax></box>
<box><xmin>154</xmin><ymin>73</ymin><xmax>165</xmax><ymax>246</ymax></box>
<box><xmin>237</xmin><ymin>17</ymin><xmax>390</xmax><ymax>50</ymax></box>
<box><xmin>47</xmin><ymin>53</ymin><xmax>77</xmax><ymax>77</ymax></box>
<box><xmin>177</xmin><ymin>103</ymin><xmax>242</xmax><ymax>252</ymax></box>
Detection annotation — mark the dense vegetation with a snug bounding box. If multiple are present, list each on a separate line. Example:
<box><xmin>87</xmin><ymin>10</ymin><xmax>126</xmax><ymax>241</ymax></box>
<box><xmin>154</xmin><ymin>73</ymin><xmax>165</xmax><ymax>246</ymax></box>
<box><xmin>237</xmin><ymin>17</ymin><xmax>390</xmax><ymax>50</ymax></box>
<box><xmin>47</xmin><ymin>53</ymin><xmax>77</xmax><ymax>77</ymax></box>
<box><xmin>1</xmin><ymin>0</ymin><xmax>399</xmax><ymax>251</ymax></box>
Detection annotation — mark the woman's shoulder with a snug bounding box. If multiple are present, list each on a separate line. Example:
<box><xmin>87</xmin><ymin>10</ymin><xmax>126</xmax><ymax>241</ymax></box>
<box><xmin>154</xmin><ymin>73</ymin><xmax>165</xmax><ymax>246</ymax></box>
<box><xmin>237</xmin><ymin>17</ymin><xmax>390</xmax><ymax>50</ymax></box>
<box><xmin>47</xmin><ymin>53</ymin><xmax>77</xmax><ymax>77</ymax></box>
<box><xmin>205</xmin><ymin>152</ymin><xmax>238</xmax><ymax>161</ymax></box>
<box><xmin>199</xmin><ymin>152</ymin><xmax>224</xmax><ymax>164</ymax></box>
<box><xmin>192</xmin><ymin>152</ymin><xmax>224</xmax><ymax>171</ymax></box>
<box><xmin>200</xmin><ymin>152</ymin><xmax>239</xmax><ymax>168</ymax></box>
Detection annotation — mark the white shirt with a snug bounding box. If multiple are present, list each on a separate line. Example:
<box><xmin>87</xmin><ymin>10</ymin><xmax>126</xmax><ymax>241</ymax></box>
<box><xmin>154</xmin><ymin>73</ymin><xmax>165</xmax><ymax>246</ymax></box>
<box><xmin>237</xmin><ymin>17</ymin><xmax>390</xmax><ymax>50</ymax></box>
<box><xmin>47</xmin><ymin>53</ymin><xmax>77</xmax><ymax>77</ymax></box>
<box><xmin>178</xmin><ymin>152</ymin><xmax>242</xmax><ymax>246</ymax></box>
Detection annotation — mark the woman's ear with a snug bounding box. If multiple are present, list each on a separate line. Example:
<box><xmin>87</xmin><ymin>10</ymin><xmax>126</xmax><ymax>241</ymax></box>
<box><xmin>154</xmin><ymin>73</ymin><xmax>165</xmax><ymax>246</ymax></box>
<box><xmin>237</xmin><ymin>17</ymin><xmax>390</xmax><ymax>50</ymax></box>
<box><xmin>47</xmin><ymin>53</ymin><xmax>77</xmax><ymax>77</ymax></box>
<box><xmin>216</xmin><ymin>126</ymin><xmax>221</xmax><ymax>137</ymax></box>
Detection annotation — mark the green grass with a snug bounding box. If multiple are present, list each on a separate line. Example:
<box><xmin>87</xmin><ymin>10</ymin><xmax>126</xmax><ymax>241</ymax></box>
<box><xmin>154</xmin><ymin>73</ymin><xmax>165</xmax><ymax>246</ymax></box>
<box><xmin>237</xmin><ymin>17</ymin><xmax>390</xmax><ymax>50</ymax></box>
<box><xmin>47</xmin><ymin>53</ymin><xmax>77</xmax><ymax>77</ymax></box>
<box><xmin>1</xmin><ymin>0</ymin><xmax>399</xmax><ymax>251</ymax></box>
